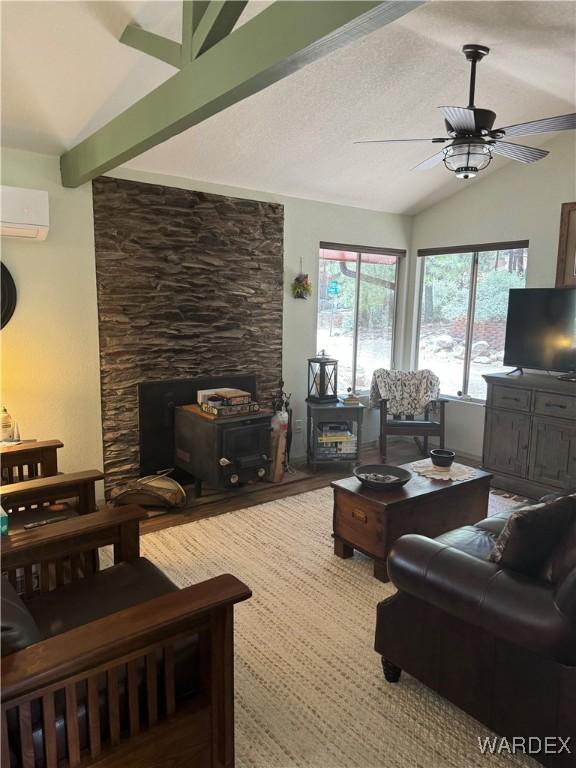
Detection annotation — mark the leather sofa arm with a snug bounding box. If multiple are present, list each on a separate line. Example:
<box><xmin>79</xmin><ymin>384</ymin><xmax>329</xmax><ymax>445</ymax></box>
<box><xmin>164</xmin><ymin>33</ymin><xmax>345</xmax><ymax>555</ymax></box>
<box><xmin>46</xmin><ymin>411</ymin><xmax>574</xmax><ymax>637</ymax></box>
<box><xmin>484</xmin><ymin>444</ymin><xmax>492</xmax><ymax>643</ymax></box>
<box><xmin>2</xmin><ymin>574</ymin><xmax>252</xmax><ymax>702</ymax></box>
<box><xmin>388</xmin><ymin>535</ymin><xmax>576</xmax><ymax>665</ymax></box>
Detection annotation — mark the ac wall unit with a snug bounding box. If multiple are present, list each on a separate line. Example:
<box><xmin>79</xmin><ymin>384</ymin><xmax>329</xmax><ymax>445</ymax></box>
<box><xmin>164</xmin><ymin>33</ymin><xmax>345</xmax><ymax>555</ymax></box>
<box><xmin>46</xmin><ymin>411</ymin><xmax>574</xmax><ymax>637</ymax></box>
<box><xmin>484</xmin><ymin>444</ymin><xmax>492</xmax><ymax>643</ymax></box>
<box><xmin>0</xmin><ymin>186</ymin><xmax>49</xmax><ymax>240</ymax></box>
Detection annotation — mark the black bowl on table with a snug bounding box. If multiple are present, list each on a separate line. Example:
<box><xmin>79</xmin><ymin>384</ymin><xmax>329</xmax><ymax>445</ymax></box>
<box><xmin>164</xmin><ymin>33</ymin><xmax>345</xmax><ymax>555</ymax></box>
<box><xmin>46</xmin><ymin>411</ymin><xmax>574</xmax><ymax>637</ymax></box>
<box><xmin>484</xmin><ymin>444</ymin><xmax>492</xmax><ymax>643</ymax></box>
<box><xmin>430</xmin><ymin>449</ymin><xmax>455</xmax><ymax>468</ymax></box>
<box><xmin>353</xmin><ymin>464</ymin><xmax>411</xmax><ymax>491</ymax></box>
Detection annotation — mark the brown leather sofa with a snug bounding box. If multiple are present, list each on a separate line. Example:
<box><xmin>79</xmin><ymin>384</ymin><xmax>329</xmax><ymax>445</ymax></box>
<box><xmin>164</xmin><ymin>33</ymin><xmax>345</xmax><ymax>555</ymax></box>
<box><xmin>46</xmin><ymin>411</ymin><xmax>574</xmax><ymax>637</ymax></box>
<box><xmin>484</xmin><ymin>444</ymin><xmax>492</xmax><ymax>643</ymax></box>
<box><xmin>375</xmin><ymin>502</ymin><xmax>576</xmax><ymax>768</ymax></box>
<box><xmin>2</xmin><ymin>505</ymin><xmax>251</xmax><ymax>768</ymax></box>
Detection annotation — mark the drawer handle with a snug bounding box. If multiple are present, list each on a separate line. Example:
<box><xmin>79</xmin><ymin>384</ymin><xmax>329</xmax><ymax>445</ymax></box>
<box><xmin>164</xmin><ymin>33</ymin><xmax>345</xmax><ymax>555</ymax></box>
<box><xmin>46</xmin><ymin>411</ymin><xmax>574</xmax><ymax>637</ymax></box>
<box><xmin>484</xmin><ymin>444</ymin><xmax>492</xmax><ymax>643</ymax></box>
<box><xmin>545</xmin><ymin>402</ymin><xmax>566</xmax><ymax>409</ymax></box>
<box><xmin>502</xmin><ymin>395</ymin><xmax>520</xmax><ymax>402</ymax></box>
<box><xmin>352</xmin><ymin>509</ymin><xmax>368</xmax><ymax>524</ymax></box>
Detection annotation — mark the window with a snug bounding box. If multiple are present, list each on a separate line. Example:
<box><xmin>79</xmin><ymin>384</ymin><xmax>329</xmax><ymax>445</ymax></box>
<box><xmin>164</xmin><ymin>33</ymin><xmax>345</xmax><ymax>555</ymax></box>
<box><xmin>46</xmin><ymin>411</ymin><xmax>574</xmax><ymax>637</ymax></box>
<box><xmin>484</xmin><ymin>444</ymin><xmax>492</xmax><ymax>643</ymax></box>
<box><xmin>317</xmin><ymin>243</ymin><xmax>402</xmax><ymax>393</ymax></box>
<box><xmin>417</xmin><ymin>242</ymin><xmax>529</xmax><ymax>401</ymax></box>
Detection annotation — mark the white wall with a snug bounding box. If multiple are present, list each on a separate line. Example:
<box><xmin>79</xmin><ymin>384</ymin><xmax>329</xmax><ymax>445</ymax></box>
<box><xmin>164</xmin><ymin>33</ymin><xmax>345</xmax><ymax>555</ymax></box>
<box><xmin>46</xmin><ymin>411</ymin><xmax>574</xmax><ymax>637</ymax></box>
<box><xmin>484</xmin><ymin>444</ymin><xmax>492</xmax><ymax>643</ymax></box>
<box><xmin>409</xmin><ymin>132</ymin><xmax>576</xmax><ymax>457</ymax></box>
<box><xmin>1</xmin><ymin>148</ymin><xmax>104</xmax><ymax>475</ymax></box>
<box><xmin>0</xmin><ymin>151</ymin><xmax>411</xmax><ymax>468</ymax></box>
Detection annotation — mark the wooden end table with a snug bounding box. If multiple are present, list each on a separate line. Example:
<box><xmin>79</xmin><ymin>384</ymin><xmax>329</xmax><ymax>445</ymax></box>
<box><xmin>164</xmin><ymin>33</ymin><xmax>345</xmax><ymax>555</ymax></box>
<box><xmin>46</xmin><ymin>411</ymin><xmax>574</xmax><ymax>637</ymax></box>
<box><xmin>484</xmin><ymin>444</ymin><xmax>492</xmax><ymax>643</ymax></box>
<box><xmin>331</xmin><ymin>464</ymin><xmax>492</xmax><ymax>582</ymax></box>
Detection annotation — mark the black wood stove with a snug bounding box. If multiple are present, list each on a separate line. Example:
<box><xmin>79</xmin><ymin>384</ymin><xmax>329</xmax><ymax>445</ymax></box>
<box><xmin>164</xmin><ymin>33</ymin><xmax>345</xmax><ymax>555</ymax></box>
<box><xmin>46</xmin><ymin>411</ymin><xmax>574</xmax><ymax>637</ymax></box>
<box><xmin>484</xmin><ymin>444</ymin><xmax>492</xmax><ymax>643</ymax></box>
<box><xmin>174</xmin><ymin>406</ymin><xmax>271</xmax><ymax>496</ymax></box>
<box><xmin>138</xmin><ymin>374</ymin><xmax>271</xmax><ymax>495</ymax></box>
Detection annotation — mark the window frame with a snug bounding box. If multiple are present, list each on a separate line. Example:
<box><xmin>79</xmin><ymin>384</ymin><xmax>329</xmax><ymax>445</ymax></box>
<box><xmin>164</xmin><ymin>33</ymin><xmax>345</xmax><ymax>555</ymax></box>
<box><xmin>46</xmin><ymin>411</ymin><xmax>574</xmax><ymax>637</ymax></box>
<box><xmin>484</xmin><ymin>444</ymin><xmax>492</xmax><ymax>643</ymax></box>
<box><xmin>415</xmin><ymin>240</ymin><xmax>529</xmax><ymax>402</ymax></box>
<box><xmin>318</xmin><ymin>241</ymin><xmax>405</xmax><ymax>394</ymax></box>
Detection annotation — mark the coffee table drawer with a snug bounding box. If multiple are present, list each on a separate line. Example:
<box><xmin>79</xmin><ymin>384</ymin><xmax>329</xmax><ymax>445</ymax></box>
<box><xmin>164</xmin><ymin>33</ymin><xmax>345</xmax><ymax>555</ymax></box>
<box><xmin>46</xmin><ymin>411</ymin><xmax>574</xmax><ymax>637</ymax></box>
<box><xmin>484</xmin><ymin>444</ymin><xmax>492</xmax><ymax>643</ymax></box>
<box><xmin>333</xmin><ymin>492</ymin><xmax>386</xmax><ymax>559</ymax></box>
<box><xmin>534</xmin><ymin>391</ymin><xmax>576</xmax><ymax>419</ymax></box>
<box><xmin>491</xmin><ymin>385</ymin><xmax>531</xmax><ymax>412</ymax></box>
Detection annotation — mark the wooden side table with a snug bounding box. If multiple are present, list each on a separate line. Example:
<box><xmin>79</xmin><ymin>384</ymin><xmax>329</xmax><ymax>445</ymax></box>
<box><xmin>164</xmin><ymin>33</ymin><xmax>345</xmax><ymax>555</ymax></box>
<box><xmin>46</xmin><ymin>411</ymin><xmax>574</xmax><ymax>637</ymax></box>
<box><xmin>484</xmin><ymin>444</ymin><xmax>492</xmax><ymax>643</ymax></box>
<box><xmin>306</xmin><ymin>401</ymin><xmax>364</xmax><ymax>471</ymax></box>
<box><xmin>331</xmin><ymin>465</ymin><xmax>492</xmax><ymax>581</ymax></box>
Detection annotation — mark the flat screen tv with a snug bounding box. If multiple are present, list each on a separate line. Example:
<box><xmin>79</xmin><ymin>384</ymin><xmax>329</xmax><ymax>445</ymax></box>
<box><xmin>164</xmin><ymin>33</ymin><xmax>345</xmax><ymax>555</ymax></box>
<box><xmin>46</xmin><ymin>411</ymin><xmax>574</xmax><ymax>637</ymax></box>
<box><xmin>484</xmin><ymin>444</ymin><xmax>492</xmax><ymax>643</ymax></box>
<box><xmin>504</xmin><ymin>288</ymin><xmax>576</xmax><ymax>375</ymax></box>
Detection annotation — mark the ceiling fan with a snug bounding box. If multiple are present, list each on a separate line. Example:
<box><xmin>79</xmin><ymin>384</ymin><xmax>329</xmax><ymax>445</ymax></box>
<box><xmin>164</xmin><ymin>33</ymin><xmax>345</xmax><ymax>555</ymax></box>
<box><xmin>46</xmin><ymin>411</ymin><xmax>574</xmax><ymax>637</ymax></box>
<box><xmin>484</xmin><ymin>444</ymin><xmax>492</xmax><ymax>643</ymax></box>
<box><xmin>355</xmin><ymin>44</ymin><xmax>576</xmax><ymax>179</ymax></box>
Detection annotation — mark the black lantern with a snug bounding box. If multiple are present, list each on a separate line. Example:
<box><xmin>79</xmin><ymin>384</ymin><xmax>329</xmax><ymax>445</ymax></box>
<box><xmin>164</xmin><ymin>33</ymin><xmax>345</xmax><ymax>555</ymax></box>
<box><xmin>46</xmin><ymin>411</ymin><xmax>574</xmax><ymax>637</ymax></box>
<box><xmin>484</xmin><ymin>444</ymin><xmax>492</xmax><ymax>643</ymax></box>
<box><xmin>307</xmin><ymin>350</ymin><xmax>338</xmax><ymax>403</ymax></box>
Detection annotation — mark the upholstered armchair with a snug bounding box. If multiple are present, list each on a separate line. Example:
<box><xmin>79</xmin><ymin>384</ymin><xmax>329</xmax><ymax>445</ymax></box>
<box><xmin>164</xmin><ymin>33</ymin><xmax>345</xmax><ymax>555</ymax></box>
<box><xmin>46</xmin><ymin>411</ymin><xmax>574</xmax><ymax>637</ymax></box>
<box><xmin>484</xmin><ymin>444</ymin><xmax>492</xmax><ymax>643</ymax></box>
<box><xmin>369</xmin><ymin>368</ymin><xmax>447</xmax><ymax>460</ymax></box>
<box><xmin>1</xmin><ymin>505</ymin><xmax>251</xmax><ymax>768</ymax></box>
<box><xmin>375</xmin><ymin>496</ymin><xmax>576</xmax><ymax>768</ymax></box>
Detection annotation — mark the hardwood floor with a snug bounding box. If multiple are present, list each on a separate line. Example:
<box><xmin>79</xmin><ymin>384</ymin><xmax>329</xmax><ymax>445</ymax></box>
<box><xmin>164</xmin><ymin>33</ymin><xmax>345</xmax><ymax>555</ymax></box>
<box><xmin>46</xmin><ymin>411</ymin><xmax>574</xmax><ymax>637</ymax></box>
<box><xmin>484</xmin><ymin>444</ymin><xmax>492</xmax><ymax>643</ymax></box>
<box><xmin>140</xmin><ymin>438</ymin><xmax>426</xmax><ymax>534</ymax></box>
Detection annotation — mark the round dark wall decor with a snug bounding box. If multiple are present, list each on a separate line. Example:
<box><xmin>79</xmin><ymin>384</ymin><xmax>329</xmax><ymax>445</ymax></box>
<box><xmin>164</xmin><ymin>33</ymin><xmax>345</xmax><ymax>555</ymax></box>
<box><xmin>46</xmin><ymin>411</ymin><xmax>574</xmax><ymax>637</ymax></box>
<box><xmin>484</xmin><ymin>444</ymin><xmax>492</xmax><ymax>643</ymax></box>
<box><xmin>1</xmin><ymin>263</ymin><xmax>17</xmax><ymax>329</ymax></box>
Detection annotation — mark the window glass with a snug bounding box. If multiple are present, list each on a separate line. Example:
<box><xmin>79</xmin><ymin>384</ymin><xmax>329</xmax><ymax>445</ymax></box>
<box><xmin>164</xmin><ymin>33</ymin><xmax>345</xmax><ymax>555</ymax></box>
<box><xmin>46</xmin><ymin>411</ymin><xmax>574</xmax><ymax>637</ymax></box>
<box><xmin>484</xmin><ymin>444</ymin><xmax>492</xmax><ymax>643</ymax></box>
<box><xmin>317</xmin><ymin>247</ymin><xmax>399</xmax><ymax>393</ymax></box>
<box><xmin>317</xmin><ymin>250</ymin><xmax>356</xmax><ymax>392</ymax></box>
<box><xmin>468</xmin><ymin>249</ymin><xmax>528</xmax><ymax>399</ymax></box>
<box><xmin>418</xmin><ymin>253</ymin><xmax>473</xmax><ymax>397</ymax></box>
<box><xmin>355</xmin><ymin>253</ymin><xmax>397</xmax><ymax>391</ymax></box>
<box><xmin>417</xmin><ymin>246</ymin><xmax>528</xmax><ymax>399</ymax></box>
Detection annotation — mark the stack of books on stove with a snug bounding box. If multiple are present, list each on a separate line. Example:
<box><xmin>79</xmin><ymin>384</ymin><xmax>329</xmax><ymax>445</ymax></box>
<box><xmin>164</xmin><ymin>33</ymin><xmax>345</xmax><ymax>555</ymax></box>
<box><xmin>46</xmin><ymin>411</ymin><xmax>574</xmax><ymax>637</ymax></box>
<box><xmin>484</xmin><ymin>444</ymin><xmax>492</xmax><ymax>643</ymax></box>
<box><xmin>316</xmin><ymin>421</ymin><xmax>357</xmax><ymax>458</ymax></box>
<box><xmin>197</xmin><ymin>388</ymin><xmax>260</xmax><ymax>417</ymax></box>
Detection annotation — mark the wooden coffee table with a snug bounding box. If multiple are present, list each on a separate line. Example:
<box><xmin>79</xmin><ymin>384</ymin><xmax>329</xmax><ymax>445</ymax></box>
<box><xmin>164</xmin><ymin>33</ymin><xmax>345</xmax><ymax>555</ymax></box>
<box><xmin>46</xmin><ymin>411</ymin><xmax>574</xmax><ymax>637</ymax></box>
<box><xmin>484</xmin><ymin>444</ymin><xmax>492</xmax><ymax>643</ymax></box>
<box><xmin>331</xmin><ymin>464</ymin><xmax>492</xmax><ymax>582</ymax></box>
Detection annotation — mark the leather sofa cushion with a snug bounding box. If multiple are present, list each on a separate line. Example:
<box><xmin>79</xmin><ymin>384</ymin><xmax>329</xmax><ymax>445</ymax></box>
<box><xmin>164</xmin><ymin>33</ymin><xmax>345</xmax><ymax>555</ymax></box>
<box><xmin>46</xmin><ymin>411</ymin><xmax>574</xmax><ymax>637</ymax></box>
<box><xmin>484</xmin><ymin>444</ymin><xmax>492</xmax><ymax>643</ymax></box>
<box><xmin>488</xmin><ymin>496</ymin><xmax>576</xmax><ymax>581</ymax></box>
<box><xmin>26</xmin><ymin>558</ymin><xmax>178</xmax><ymax>638</ymax></box>
<box><xmin>435</xmin><ymin>525</ymin><xmax>498</xmax><ymax>560</ymax></box>
<box><xmin>541</xmin><ymin>517</ymin><xmax>576</xmax><ymax>585</ymax></box>
<box><xmin>1</xmin><ymin>578</ymin><xmax>42</xmax><ymax>656</ymax></box>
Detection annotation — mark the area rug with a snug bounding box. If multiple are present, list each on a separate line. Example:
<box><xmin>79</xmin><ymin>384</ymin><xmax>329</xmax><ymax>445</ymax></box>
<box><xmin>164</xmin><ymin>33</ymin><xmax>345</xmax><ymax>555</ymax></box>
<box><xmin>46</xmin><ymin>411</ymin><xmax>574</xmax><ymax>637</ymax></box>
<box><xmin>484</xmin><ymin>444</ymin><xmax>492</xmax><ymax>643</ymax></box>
<box><xmin>138</xmin><ymin>488</ymin><xmax>534</xmax><ymax>768</ymax></box>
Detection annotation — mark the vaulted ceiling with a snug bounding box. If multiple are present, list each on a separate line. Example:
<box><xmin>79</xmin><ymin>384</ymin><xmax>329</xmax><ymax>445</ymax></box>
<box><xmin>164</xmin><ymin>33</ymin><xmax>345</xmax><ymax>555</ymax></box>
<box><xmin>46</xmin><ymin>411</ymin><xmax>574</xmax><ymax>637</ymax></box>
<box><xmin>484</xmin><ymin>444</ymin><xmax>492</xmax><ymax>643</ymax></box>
<box><xmin>2</xmin><ymin>1</ymin><xmax>575</xmax><ymax>214</ymax></box>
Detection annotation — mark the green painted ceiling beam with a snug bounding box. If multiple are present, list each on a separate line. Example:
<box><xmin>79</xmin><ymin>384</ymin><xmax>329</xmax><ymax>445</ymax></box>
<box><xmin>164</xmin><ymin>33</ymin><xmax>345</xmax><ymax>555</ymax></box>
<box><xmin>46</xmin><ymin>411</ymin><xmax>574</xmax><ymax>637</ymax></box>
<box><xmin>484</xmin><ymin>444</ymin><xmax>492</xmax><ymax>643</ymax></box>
<box><xmin>190</xmin><ymin>0</ymin><xmax>248</xmax><ymax>60</ymax></box>
<box><xmin>181</xmin><ymin>1</ymin><xmax>210</xmax><ymax>64</ymax></box>
<box><xmin>60</xmin><ymin>0</ymin><xmax>424</xmax><ymax>188</ymax></box>
<box><xmin>120</xmin><ymin>24</ymin><xmax>182</xmax><ymax>69</ymax></box>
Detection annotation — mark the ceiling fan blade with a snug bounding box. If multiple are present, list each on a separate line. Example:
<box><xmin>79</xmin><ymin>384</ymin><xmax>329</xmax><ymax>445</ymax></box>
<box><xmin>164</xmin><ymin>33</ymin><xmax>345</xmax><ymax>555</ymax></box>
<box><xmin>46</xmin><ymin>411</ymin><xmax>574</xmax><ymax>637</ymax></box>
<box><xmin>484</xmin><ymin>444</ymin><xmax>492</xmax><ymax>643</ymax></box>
<box><xmin>490</xmin><ymin>141</ymin><xmax>549</xmax><ymax>164</ymax></box>
<box><xmin>354</xmin><ymin>138</ymin><xmax>447</xmax><ymax>144</ymax></box>
<box><xmin>493</xmin><ymin>113</ymin><xmax>576</xmax><ymax>138</ymax></box>
<box><xmin>438</xmin><ymin>106</ymin><xmax>476</xmax><ymax>132</ymax></box>
<box><xmin>412</xmin><ymin>150</ymin><xmax>446</xmax><ymax>171</ymax></box>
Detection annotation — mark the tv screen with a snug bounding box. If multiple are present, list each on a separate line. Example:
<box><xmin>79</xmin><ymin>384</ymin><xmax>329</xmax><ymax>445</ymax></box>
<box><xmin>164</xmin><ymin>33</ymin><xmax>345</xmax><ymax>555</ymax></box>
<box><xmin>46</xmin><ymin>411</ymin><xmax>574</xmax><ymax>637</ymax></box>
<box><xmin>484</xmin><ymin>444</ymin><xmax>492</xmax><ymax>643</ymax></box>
<box><xmin>504</xmin><ymin>288</ymin><xmax>576</xmax><ymax>373</ymax></box>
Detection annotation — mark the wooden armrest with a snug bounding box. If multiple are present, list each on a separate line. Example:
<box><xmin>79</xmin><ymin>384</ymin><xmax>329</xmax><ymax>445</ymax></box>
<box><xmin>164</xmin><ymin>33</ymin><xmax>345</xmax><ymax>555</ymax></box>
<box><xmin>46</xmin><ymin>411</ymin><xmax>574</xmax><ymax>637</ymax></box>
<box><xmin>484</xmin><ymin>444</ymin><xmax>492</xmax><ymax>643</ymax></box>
<box><xmin>1</xmin><ymin>504</ymin><xmax>145</xmax><ymax>568</ymax></box>
<box><xmin>2</xmin><ymin>574</ymin><xmax>252</xmax><ymax>702</ymax></box>
<box><xmin>0</xmin><ymin>469</ymin><xmax>103</xmax><ymax>500</ymax></box>
<box><xmin>0</xmin><ymin>439</ymin><xmax>63</xmax><ymax>456</ymax></box>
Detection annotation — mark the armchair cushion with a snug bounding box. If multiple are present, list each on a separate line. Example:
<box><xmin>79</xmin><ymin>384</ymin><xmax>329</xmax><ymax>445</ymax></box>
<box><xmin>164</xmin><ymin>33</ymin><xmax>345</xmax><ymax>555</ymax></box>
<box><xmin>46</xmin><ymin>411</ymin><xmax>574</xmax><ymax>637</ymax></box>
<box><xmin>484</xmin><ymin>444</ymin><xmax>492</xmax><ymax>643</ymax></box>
<box><xmin>1</xmin><ymin>577</ymin><xmax>42</xmax><ymax>656</ymax></box>
<box><xmin>488</xmin><ymin>495</ymin><xmax>576</xmax><ymax>581</ymax></box>
<box><xmin>26</xmin><ymin>557</ymin><xmax>178</xmax><ymax>638</ymax></box>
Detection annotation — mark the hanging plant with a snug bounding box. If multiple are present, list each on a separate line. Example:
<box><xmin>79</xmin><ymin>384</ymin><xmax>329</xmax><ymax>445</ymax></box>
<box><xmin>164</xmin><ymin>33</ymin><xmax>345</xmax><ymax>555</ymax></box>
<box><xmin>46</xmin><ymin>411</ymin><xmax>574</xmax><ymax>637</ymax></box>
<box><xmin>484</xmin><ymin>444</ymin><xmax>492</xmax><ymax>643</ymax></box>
<box><xmin>292</xmin><ymin>272</ymin><xmax>312</xmax><ymax>300</ymax></box>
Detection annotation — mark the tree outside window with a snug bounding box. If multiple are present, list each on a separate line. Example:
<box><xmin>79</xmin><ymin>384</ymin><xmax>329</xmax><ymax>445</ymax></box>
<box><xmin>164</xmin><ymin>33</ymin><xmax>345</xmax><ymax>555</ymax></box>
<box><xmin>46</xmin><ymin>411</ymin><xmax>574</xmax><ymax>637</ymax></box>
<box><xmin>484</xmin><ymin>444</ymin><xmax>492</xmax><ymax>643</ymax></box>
<box><xmin>417</xmin><ymin>244</ymin><xmax>528</xmax><ymax>400</ymax></box>
<box><xmin>317</xmin><ymin>244</ymin><xmax>402</xmax><ymax>393</ymax></box>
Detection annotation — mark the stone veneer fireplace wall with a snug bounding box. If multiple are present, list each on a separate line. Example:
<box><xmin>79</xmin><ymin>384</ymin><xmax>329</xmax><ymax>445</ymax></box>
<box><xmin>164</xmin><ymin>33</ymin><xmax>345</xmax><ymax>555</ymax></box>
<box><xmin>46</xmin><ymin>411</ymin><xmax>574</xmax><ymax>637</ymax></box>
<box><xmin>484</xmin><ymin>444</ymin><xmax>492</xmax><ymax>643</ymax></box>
<box><xmin>92</xmin><ymin>176</ymin><xmax>284</xmax><ymax>495</ymax></box>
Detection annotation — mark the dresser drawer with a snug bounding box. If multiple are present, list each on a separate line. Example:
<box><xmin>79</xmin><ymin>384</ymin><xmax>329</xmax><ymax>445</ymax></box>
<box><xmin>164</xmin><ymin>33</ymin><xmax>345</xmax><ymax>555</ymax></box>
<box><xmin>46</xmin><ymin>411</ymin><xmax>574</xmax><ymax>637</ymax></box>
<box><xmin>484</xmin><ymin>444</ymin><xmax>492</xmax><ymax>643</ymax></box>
<box><xmin>534</xmin><ymin>391</ymin><xmax>576</xmax><ymax>420</ymax></box>
<box><xmin>491</xmin><ymin>385</ymin><xmax>531</xmax><ymax>412</ymax></box>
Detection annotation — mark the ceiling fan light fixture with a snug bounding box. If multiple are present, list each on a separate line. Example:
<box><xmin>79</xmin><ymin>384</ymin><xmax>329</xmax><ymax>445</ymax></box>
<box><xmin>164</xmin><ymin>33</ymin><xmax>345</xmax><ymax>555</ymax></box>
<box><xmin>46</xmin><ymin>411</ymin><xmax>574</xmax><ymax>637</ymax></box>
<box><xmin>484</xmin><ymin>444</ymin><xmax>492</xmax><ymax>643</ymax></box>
<box><xmin>443</xmin><ymin>142</ymin><xmax>492</xmax><ymax>179</ymax></box>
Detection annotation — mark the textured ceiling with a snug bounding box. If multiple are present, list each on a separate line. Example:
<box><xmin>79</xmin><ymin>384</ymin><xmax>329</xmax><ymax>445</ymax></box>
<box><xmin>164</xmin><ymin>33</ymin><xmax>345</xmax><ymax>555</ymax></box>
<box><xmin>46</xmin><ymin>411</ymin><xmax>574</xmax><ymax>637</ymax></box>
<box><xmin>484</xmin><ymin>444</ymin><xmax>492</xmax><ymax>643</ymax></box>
<box><xmin>2</xmin><ymin>1</ymin><xmax>575</xmax><ymax>214</ymax></box>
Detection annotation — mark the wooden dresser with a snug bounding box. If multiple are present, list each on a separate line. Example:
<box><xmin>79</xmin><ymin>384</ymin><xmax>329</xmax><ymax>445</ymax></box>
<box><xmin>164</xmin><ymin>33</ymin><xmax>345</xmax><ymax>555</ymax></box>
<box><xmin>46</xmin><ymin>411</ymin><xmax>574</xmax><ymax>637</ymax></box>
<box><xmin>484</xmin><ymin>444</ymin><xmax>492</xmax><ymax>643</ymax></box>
<box><xmin>482</xmin><ymin>372</ymin><xmax>576</xmax><ymax>497</ymax></box>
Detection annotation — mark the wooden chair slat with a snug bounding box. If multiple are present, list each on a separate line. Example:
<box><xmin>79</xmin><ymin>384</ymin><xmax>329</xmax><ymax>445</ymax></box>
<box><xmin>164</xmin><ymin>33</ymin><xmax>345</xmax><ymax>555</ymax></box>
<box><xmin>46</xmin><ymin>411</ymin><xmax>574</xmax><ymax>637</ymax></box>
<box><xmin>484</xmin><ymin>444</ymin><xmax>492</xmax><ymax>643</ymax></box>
<box><xmin>87</xmin><ymin>675</ymin><xmax>101</xmax><ymax>758</ymax></box>
<box><xmin>7</xmin><ymin>569</ymin><xmax>17</xmax><ymax>590</ymax></box>
<box><xmin>23</xmin><ymin>566</ymin><xmax>34</xmax><ymax>597</ymax></box>
<box><xmin>65</xmin><ymin>684</ymin><xmax>81</xmax><ymax>767</ymax></box>
<box><xmin>127</xmin><ymin>659</ymin><xmax>140</xmax><ymax>736</ymax></box>
<box><xmin>18</xmin><ymin>701</ymin><xmax>34</xmax><ymax>768</ymax></box>
<box><xmin>146</xmin><ymin>653</ymin><xmax>158</xmax><ymax>726</ymax></box>
<box><xmin>40</xmin><ymin>561</ymin><xmax>51</xmax><ymax>592</ymax></box>
<box><xmin>107</xmin><ymin>667</ymin><xmax>121</xmax><ymax>746</ymax></box>
<box><xmin>42</xmin><ymin>692</ymin><xmax>58</xmax><ymax>768</ymax></box>
<box><xmin>55</xmin><ymin>558</ymin><xmax>65</xmax><ymax>587</ymax></box>
<box><xmin>70</xmin><ymin>553</ymin><xmax>83</xmax><ymax>582</ymax></box>
<box><xmin>1</xmin><ymin>708</ymin><xmax>11</xmax><ymax>768</ymax></box>
<box><xmin>164</xmin><ymin>645</ymin><xmax>176</xmax><ymax>716</ymax></box>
